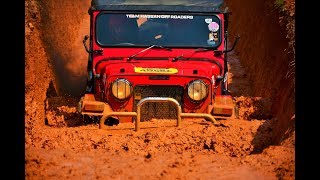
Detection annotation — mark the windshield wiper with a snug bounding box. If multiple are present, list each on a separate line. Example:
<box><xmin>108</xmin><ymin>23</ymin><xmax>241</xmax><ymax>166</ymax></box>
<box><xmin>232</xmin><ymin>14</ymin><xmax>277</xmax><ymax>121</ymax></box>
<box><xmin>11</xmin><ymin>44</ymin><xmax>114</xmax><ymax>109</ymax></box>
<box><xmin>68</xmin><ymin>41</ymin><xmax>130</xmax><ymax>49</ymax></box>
<box><xmin>194</xmin><ymin>48</ymin><xmax>211</xmax><ymax>52</ymax></box>
<box><xmin>172</xmin><ymin>54</ymin><xmax>184</xmax><ymax>62</ymax></box>
<box><xmin>127</xmin><ymin>45</ymin><xmax>172</xmax><ymax>61</ymax></box>
<box><xmin>172</xmin><ymin>48</ymin><xmax>213</xmax><ymax>61</ymax></box>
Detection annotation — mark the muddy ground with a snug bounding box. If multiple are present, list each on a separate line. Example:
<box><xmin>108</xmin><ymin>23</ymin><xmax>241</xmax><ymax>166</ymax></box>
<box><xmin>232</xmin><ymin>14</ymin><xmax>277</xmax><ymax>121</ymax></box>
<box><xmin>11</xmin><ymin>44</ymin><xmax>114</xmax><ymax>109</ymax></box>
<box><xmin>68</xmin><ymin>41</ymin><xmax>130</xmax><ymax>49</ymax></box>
<box><xmin>25</xmin><ymin>0</ymin><xmax>295</xmax><ymax>179</ymax></box>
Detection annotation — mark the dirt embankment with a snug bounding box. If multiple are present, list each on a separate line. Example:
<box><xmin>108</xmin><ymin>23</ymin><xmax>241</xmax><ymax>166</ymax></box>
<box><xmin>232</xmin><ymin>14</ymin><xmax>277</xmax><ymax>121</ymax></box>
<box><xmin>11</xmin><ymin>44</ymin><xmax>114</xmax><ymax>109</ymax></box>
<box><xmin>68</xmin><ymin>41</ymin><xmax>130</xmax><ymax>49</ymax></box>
<box><xmin>225</xmin><ymin>0</ymin><xmax>295</xmax><ymax>144</ymax></box>
<box><xmin>25</xmin><ymin>0</ymin><xmax>54</xmax><ymax>129</ymax></box>
<box><xmin>25</xmin><ymin>0</ymin><xmax>295</xmax><ymax>179</ymax></box>
<box><xmin>39</xmin><ymin>0</ymin><xmax>90</xmax><ymax>96</ymax></box>
<box><xmin>25</xmin><ymin>0</ymin><xmax>91</xmax><ymax>147</ymax></box>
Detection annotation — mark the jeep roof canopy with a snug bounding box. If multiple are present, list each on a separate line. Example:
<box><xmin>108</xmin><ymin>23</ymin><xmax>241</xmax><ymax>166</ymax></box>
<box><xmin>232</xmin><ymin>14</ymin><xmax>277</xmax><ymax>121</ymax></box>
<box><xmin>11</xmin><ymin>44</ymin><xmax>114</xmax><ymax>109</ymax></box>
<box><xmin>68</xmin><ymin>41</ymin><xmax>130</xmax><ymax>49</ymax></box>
<box><xmin>90</xmin><ymin>0</ymin><xmax>224</xmax><ymax>13</ymax></box>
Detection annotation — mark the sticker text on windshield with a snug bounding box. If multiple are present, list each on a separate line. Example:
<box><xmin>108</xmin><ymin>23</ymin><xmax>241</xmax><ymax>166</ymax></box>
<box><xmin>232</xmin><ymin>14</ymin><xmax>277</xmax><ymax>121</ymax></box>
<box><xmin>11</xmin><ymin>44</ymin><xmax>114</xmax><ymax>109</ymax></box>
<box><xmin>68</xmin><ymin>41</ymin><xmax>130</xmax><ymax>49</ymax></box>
<box><xmin>126</xmin><ymin>14</ymin><xmax>193</xmax><ymax>20</ymax></box>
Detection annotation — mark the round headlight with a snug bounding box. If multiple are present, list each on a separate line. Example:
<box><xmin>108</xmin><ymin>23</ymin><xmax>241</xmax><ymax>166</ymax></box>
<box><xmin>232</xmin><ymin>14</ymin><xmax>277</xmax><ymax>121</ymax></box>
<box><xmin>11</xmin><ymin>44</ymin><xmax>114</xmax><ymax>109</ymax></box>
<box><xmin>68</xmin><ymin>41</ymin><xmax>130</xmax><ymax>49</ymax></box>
<box><xmin>187</xmin><ymin>80</ymin><xmax>208</xmax><ymax>101</ymax></box>
<box><xmin>111</xmin><ymin>79</ymin><xmax>132</xmax><ymax>100</ymax></box>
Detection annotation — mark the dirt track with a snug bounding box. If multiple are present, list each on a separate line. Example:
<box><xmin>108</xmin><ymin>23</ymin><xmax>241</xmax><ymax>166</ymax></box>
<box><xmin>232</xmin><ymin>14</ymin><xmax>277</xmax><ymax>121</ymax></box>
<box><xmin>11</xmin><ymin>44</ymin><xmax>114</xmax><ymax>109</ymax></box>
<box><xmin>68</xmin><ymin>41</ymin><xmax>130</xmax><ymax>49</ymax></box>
<box><xmin>25</xmin><ymin>0</ymin><xmax>295</xmax><ymax>179</ymax></box>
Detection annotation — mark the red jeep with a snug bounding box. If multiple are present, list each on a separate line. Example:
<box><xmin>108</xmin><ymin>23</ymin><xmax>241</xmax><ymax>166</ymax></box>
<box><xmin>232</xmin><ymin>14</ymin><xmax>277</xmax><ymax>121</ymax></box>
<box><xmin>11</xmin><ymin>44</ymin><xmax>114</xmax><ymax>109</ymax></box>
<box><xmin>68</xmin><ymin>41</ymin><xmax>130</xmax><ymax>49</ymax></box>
<box><xmin>78</xmin><ymin>0</ymin><xmax>240</xmax><ymax>130</ymax></box>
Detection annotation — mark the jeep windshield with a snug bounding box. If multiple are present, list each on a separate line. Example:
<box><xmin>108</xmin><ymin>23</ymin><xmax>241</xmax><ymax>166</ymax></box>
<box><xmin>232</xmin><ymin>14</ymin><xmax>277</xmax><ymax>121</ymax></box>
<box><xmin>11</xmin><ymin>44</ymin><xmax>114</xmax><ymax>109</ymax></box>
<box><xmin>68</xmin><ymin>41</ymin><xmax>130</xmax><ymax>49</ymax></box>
<box><xmin>96</xmin><ymin>13</ymin><xmax>222</xmax><ymax>48</ymax></box>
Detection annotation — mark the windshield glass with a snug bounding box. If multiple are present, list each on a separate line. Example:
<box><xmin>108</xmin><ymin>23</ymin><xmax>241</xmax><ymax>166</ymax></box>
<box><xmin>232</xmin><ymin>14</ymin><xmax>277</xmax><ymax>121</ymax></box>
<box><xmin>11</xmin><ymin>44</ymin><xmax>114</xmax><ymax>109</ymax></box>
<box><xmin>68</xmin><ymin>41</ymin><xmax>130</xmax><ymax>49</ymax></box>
<box><xmin>96</xmin><ymin>13</ymin><xmax>222</xmax><ymax>48</ymax></box>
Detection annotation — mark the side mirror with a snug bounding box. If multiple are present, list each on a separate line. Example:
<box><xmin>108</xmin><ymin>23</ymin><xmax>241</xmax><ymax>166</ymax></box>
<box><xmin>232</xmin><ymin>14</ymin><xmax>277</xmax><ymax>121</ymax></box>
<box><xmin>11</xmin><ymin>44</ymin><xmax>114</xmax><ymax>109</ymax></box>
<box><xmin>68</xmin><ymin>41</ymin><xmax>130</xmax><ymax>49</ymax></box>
<box><xmin>82</xmin><ymin>35</ymin><xmax>103</xmax><ymax>55</ymax></box>
<box><xmin>214</xmin><ymin>35</ymin><xmax>240</xmax><ymax>55</ymax></box>
<box><xmin>224</xmin><ymin>35</ymin><xmax>240</xmax><ymax>53</ymax></box>
<box><xmin>83</xmin><ymin>35</ymin><xmax>90</xmax><ymax>53</ymax></box>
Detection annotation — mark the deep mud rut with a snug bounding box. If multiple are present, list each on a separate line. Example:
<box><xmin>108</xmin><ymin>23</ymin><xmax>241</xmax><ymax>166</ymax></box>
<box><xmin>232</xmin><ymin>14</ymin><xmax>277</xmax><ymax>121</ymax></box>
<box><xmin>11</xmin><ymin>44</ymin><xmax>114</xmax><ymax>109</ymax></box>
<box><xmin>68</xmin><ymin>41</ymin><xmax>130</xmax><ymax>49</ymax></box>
<box><xmin>25</xmin><ymin>51</ymin><xmax>294</xmax><ymax>179</ymax></box>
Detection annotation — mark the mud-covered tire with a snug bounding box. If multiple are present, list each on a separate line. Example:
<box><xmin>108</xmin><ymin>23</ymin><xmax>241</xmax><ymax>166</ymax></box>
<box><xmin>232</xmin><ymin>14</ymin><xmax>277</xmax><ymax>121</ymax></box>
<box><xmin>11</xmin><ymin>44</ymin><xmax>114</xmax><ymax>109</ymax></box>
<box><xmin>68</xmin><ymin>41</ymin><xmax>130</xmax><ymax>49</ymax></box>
<box><xmin>82</xmin><ymin>115</ymin><xmax>100</xmax><ymax>125</ymax></box>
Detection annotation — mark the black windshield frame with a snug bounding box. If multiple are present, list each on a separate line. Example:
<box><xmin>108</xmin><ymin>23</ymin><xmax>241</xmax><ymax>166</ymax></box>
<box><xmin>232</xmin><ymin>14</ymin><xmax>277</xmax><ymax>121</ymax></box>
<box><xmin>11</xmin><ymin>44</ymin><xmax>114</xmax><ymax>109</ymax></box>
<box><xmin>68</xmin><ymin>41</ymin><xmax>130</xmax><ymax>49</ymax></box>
<box><xmin>89</xmin><ymin>0</ymin><xmax>224</xmax><ymax>13</ymax></box>
<box><xmin>94</xmin><ymin>11</ymin><xmax>223</xmax><ymax>49</ymax></box>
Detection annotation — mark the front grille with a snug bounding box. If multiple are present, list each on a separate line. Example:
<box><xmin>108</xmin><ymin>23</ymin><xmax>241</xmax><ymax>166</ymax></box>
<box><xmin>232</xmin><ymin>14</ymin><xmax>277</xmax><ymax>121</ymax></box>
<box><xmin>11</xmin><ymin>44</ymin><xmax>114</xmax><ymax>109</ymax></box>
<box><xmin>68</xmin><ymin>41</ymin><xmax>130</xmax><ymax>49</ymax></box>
<box><xmin>133</xmin><ymin>85</ymin><xmax>184</xmax><ymax>121</ymax></box>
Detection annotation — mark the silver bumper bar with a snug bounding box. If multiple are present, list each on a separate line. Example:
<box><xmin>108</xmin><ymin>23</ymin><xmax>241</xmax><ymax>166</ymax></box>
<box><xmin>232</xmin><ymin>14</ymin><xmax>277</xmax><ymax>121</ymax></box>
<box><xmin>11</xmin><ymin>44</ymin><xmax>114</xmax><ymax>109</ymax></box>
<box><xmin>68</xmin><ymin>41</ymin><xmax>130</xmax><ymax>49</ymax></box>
<box><xmin>99</xmin><ymin>97</ymin><xmax>217</xmax><ymax>131</ymax></box>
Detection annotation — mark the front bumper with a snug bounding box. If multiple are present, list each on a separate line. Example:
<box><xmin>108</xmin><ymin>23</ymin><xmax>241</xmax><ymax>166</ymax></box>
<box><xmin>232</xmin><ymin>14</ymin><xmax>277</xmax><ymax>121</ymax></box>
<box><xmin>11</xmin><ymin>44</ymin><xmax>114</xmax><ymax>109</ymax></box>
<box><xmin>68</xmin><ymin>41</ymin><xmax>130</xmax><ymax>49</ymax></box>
<box><xmin>78</xmin><ymin>94</ymin><xmax>219</xmax><ymax>131</ymax></box>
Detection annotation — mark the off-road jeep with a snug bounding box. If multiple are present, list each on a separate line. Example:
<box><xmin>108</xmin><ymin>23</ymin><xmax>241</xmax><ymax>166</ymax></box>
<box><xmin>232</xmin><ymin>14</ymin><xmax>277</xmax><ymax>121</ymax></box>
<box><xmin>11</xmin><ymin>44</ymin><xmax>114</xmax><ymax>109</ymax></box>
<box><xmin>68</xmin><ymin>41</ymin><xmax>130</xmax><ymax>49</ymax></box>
<box><xmin>78</xmin><ymin>0</ymin><xmax>240</xmax><ymax>130</ymax></box>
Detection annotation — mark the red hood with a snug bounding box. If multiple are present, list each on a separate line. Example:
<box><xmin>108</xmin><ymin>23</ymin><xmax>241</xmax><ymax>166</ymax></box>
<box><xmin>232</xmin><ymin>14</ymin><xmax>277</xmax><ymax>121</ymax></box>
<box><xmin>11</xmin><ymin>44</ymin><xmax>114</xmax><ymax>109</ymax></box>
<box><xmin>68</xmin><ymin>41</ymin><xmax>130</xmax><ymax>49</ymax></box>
<box><xmin>93</xmin><ymin>48</ymin><xmax>224</xmax><ymax>78</ymax></box>
<box><xmin>99</xmin><ymin>59</ymin><xmax>222</xmax><ymax>78</ymax></box>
